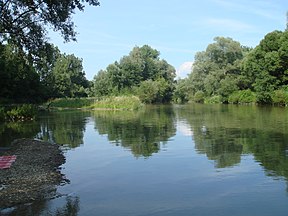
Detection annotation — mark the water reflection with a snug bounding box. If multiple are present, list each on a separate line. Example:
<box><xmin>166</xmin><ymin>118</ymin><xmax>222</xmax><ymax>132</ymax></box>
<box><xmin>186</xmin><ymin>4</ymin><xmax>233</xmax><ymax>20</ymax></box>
<box><xmin>92</xmin><ymin>105</ymin><xmax>176</xmax><ymax>157</ymax></box>
<box><xmin>2</xmin><ymin>105</ymin><xmax>288</xmax><ymax>215</ymax></box>
<box><xmin>177</xmin><ymin>104</ymin><xmax>288</xmax><ymax>178</ymax></box>
<box><xmin>36</xmin><ymin>111</ymin><xmax>90</xmax><ymax>148</ymax></box>
<box><xmin>0</xmin><ymin>121</ymin><xmax>40</xmax><ymax>147</ymax></box>
<box><xmin>1</xmin><ymin>195</ymin><xmax>80</xmax><ymax>216</ymax></box>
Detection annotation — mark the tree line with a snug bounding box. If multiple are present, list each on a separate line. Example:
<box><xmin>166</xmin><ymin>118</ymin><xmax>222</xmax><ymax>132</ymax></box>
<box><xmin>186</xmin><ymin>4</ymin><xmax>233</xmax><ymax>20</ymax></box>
<box><xmin>174</xmin><ymin>30</ymin><xmax>288</xmax><ymax>105</ymax></box>
<box><xmin>1</xmin><ymin>1</ymin><xmax>288</xmax><ymax>105</ymax></box>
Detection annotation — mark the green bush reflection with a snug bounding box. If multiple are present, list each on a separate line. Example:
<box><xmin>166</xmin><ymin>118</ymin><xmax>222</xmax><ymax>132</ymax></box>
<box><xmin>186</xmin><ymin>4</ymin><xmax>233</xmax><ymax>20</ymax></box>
<box><xmin>178</xmin><ymin>104</ymin><xmax>288</xmax><ymax>180</ymax></box>
<box><xmin>92</xmin><ymin>105</ymin><xmax>176</xmax><ymax>157</ymax></box>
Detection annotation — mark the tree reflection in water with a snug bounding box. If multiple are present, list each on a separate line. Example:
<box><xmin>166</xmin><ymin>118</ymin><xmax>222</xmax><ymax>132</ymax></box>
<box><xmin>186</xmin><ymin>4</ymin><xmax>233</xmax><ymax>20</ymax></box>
<box><xmin>177</xmin><ymin>104</ymin><xmax>288</xmax><ymax>179</ymax></box>
<box><xmin>92</xmin><ymin>105</ymin><xmax>176</xmax><ymax>157</ymax></box>
<box><xmin>0</xmin><ymin>196</ymin><xmax>80</xmax><ymax>216</ymax></box>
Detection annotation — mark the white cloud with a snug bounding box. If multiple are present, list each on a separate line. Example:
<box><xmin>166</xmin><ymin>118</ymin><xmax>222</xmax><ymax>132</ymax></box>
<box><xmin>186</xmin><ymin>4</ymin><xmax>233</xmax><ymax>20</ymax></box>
<box><xmin>176</xmin><ymin>61</ymin><xmax>193</xmax><ymax>79</ymax></box>
<box><xmin>177</xmin><ymin>121</ymin><xmax>193</xmax><ymax>136</ymax></box>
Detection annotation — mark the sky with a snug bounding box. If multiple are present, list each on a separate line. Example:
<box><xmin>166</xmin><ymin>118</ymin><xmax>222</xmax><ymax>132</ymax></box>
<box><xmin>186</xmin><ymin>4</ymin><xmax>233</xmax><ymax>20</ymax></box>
<box><xmin>49</xmin><ymin>0</ymin><xmax>288</xmax><ymax>80</ymax></box>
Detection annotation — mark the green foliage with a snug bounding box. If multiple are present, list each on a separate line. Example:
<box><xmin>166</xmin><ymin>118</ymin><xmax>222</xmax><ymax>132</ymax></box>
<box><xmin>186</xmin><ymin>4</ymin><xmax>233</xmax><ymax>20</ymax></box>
<box><xmin>51</xmin><ymin>54</ymin><xmax>89</xmax><ymax>98</ymax></box>
<box><xmin>218</xmin><ymin>75</ymin><xmax>239</xmax><ymax>103</ymax></box>
<box><xmin>272</xmin><ymin>89</ymin><xmax>288</xmax><ymax>106</ymax></box>
<box><xmin>0</xmin><ymin>44</ymin><xmax>43</xmax><ymax>102</ymax></box>
<box><xmin>241</xmin><ymin>30</ymin><xmax>288</xmax><ymax>104</ymax></box>
<box><xmin>48</xmin><ymin>98</ymin><xmax>96</xmax><ymax>109</ymax></box>
<box><xmin>91</xmin><ymin>45</ymin><xmax>176</xmax><ymax>103</ymax></box>
<box><xmin>90</xmin><ymin>96</ymin><xmax>143</xmax><ymax>110</ymax></box>
<box><xmin>204</xmin><ymin>95</ymin><xmax>221</xmax><ymax>104</ymax></box>
<box><xmin>136</xmin><ymin>78</ymin><xmax>173</xmax><ymax>104</ymax></box>
<box><xmin>228</xmin><ymin>90</ymin><xmax>256</xmax><ymax>104</ymax></box>
<box><xmin>0</xmin><ymin>0</ymin><xmax>100</xmax><ymax>61</ymax></box>
<box><xmin>193</xmin><ymin>91</ymin><xmax>205</xmax><ymax>103</ymax></box>
<box><xmin>184</xmin><ymin>37</ymin><xmax>246</xmax><ymax>101</ymax></box>
<box><xmin>173</xmin><ymin>78</ymin><xmax>192</xmax><ymax>103</ymax></box>
<box><xmin>6</xmin><ymin>104</ymin><xmax>37</xmax><ymax>121</ymax></box>
<box><xmin>136</xmin><ymin>80</ymin><xmax>158</xmax><ymax>103</ymax></box>
<box><xmin>175</xmin><ymin>30</ymin><xmax>288</xmax><ymax>106</ymax></box>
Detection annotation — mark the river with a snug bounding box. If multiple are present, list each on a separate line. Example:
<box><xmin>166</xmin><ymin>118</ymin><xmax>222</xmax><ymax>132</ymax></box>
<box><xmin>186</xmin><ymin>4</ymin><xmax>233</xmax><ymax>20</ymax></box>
<box><xmin>1</xmin><ymin>104</ymin><xmax>288</xmax><ymax>216</ymax></box>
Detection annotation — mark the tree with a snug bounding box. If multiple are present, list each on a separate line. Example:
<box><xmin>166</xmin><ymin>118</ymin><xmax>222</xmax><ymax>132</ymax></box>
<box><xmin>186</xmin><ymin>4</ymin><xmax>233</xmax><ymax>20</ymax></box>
<box><xmin>185</xmin><ymin>37</ymin><xmax>246</xmax><ymax>102</ymax></box>
<box><xmin>51</xmin><ymin>54</ymin><xmax>89</xmax><ymax>97</ymax></box>
<box><xmin>0</xmin><ymin>43</ymin><xmax>42</xmax><ymax>102</ymax></box>
<box><xmin>92</xmin><ymin>70</ymin><xmax>113</xmax><ymax>97</ymax></box>
<box><xmin>0</xmin><ymin>0</ymin><xmax>100</xmax><ymax>59</ymax></box>
<box><xmin>241</xmin><ymin>30</ymin><xmax>288</xmax><ymax>103</ymax></box>
<box><xmin>92</xmin><ymin>45</ymin><xmax>176</xmax><ymax>102</ymax></box>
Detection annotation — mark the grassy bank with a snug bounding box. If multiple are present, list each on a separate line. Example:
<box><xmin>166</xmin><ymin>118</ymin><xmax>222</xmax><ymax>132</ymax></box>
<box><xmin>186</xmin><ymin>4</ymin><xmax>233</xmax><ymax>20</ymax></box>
<box><xmin>89</xmin><ymin>96</ymin><xmax>143</xmax><ymax>110</ymax></box>
<box><xmin>46</xmin><ymin>98</ymin><xmax>95</xmax><ymax>109</ymax></box>
<box><xmin>47</xmin><ymin>96</ymin><xmax>143</xmax><ymax>110</ymax></box>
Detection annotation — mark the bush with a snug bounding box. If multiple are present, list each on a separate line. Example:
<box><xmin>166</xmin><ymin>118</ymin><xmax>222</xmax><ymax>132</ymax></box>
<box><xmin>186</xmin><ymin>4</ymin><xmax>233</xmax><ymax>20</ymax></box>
<box><xmin>272</xmin><ymin>89</ymin><xmax>288</xmax><ymax>106</ymax></box>
<box><xmin>136</xmin><ymin>80</ymin><xmax>158</xmax><ymax>104</ymax></box>
<box><xmin>228</xmin><ymin>92</ymin><xmax>240</xmax><ymax>104</ymax></box>
<box><xmin>205</xmin><ymin>95</ymin><xmax>221</xmax><ymax>104</ymax></box>
<box><xmin>255</xmin><ymin>91</ymin><xmax>272</xmax><ymax>104</ymax></box>
<box><xmin>193</xmin><ymin>91</ymin><xmax>205</xmax><ymax>103</ymax></box>
<box><xmin>228</xmin><ymin>90</ymin><xmax>256</xmax><ymax>104</ymax></box>
<box><xmin>6</xmin><ymin>104</ymin><xmax>37</xmax><ymax>121</ymax></box>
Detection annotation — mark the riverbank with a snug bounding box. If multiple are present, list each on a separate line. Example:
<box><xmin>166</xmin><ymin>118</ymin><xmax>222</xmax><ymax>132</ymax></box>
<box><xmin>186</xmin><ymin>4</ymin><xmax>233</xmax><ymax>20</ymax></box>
<box><xmin>0</xmin><ymin>139</ymin><xmax>66</xmax><ymax>209</ymax></box>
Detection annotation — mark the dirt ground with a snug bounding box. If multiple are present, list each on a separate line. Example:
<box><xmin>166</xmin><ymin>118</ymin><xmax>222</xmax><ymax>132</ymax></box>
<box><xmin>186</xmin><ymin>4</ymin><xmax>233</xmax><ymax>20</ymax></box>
<box><xmin>0</xmin><ymin>139</ymin><xmax>66</xmax><ymax>209</ymax></box>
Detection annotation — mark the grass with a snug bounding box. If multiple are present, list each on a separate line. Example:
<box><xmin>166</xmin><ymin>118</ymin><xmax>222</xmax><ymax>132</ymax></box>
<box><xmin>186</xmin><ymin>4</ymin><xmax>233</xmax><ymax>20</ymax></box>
<box><xmin>89</xmin><ymin>96</ymin><xmax>143</xmax><ymax>110</ymax></box>
<box><xmin>46</xmin><ymin>98</ymin><xmax>96</xmax><ymax>109</ymax></box>
<box><xmin>47</xmin><ymin>96</ymin><xmax>143</xmax><ymax>110</ymax></box>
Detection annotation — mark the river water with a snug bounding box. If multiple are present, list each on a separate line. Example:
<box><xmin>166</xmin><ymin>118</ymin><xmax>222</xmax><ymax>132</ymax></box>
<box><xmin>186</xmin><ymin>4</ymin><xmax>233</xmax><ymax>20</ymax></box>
<box><xmin>1</xmin><ymin>104</ymin><xmax>288</xmax><ymax>216</ymax></box>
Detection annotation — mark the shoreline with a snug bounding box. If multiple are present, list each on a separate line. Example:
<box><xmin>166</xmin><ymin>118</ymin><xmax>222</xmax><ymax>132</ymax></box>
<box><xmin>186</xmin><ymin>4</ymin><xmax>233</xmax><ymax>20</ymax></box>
<box><xmin>0</xmin><ymin>139</ymin><xmax>66</xmax><ymax>209</ymax></box>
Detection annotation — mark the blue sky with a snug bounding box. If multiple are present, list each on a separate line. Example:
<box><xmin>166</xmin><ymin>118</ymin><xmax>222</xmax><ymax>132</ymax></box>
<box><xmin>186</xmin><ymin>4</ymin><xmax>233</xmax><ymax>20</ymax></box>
<box><xmin>49</xmin><ymin>0</ymin><xmax>288</xmax><ymax>80</ymax></box>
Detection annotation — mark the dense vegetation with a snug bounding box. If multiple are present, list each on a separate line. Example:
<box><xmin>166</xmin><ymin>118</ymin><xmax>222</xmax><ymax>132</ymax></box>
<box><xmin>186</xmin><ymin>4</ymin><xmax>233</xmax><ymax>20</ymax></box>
<box><xmin>1</xmin><ymin>1</ymin><xmax>288</xmax><ymax>107</ymax></box>
<box><xmin>0</xmin><ymin>0</ymin><xmax>99</xmax><ymax>61</ymax></box>
<box><xmin>91</xmin><ymin>45</ymin><xmax>176</xmax><ymax>103</ymax></box>
<box><xmin>174</xmin><ymin>31</ymin><xmax>288</xmax><ymax>105</ymax></box>
<box><xmin>0</xmin><ymin>44</ymin><xmax>89</xmax><ymax>103</ymax></box>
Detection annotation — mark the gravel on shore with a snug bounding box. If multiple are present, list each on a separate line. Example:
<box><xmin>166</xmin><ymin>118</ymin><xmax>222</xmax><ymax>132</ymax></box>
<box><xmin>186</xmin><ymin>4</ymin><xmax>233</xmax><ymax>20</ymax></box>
<box><xmin>0</xmin><ymin>138</ymin><xmax>66</xmax><ymax>208</ymax></box>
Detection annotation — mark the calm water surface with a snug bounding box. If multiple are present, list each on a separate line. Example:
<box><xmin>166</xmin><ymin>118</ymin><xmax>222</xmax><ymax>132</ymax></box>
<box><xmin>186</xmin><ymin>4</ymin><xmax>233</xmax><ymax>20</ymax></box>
<box><xmin>1</xmin><ymin>104</ymin><xmax>288</xmax><ymax>216</ymax></box>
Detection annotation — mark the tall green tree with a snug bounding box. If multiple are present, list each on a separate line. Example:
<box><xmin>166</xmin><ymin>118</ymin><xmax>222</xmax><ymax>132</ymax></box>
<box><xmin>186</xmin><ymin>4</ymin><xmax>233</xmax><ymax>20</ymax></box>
<box><xmin>241</xmin><ymin>30</ymin><xmax>288</xmax><ymax>103</ymax></box>
<box><xmin>0</xmin><ymin>0</ymin><xmax>100</xmax><ymax>59</ymax></box>
<box><xmin>0</xmin><ymin>43</ymin><xmax>42</xmax><ymax>102</ymax></box>
<box><xmin>92</xmin><ymin>45</ymin><xmax>176</xmax><ymax>103</ymax></box>
<box><xmin>51</xmin><ymin>54</ymin><xmax>89</xmax><ymax>98</ymax></box>
<box><xmin>185</xmin><ymin>37</ymin><xmax>248</xmax><ymax>102</ymax></box>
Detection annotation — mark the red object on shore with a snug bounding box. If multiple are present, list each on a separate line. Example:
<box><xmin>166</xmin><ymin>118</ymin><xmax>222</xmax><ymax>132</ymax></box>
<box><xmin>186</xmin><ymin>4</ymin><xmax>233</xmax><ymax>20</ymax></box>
<box><xmin>0</xmin><ymin>155</ymin><xmax>17</xmax><ymax>169</ymax></box>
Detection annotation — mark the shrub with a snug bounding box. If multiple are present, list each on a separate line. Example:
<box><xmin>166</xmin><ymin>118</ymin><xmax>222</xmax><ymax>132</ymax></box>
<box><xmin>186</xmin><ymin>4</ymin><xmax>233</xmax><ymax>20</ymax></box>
<box><xmin>136</xmin><ymin>80</ymin><xmax>158</xmax><ymax>104</ymax></box>
<box><xmin>6</xmin><ymin>104</ymin><xmax>37</xmax><ymax>121</ymax></box>
<box><xmin>228</xmin><ymin>92</ymin><xmax>240</xmax><ymax>104</ymax></box>
<box><xmin>193</xmin><ymin>91</ymin><xmax>205</xmax><ymax>103</ymax></box>
<box><xmin>228</xmin><ymin>90</ymin><xmax>256</xmax><ymax>104</ymax></box>
<box><xmin>272</xmin><ymin>89</ymin><xmax>288</xmax><ymax>106</ymax></box>
<box><xmin>205</xmin><ymin>95</ymin><xmax>221</xmax><ymax>104</ymax></box>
